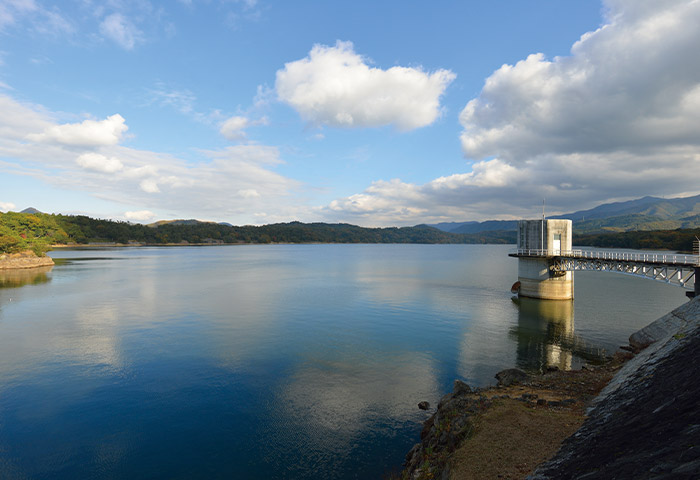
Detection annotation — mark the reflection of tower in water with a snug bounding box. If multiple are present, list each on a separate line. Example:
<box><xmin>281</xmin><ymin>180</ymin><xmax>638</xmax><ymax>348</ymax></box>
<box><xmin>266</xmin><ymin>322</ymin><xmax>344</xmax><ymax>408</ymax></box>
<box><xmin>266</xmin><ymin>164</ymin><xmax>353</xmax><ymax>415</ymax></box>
<box><xmin>510</xmin><ymin>297</ymin><xmax>575</xmax><ymax>373</ymax></box>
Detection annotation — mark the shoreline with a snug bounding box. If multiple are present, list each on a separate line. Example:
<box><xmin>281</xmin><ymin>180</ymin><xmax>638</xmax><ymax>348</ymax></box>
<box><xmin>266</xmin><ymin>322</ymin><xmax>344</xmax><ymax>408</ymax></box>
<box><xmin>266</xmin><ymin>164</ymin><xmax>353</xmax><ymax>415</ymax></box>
<box><xmin>400</xmin><ymin>357</ymin><xmax>626</xmax><ymax>479</ymax></box>
<box><xmin>0</xmin><ymin>251</ymin><xmax>54</xmax><ymax>270</ymax></box>
<box><xmin>400</xmin><ymin>296</ymin><xmax>700</xmax><ymax>479</ymax></box>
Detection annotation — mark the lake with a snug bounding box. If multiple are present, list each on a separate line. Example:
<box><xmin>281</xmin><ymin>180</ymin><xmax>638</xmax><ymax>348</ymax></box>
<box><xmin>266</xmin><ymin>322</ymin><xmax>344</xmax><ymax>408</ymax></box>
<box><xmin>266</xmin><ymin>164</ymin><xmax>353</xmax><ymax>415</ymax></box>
<box><xmin>0</xmin><ymin>244</ymin><xmax>688</xmax><ymax>479</ymax></box>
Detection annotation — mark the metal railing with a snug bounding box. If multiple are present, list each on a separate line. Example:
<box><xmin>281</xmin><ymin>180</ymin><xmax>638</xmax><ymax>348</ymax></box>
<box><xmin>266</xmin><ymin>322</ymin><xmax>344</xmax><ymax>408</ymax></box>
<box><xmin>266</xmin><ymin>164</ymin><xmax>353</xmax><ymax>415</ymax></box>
<box><xmin>513</xmin><ymin>249</ymin><xmax>700</xmax><ymax>266</ymax></box>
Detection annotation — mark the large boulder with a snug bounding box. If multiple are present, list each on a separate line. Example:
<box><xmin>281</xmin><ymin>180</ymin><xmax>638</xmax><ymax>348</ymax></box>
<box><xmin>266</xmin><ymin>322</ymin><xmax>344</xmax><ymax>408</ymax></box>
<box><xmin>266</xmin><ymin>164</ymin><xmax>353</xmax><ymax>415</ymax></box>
<box><xmin>495</xmin><ymin>368</ymin><xmax>530</xmax><ymax>386</ymax></box>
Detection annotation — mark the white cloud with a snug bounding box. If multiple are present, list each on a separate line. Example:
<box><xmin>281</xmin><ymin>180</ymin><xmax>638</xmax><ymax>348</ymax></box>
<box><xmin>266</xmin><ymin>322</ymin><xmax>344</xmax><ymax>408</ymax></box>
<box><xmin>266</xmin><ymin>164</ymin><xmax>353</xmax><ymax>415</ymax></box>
<box><xmin>139</xmin><ymin>179</ymin><xmax>160</xmax><ymax>193</ymax></box>
<box><xmin>315</xmin><ymin>0</ymin><xmax>699</xmax><ymax>224</ymax></box>
<box><xmin>323</xmin><ymin>146</ymin><xmax>700</xmax><ymax>226</ymax></box>
<box><xmin>147</xmin><ymin>83</ymin><xmax>197</xmax><ymax>114</ymax></box>
<box><xmin>460</xmin><ymin>0</ymin><xmax>700</xmax><ymax>162</ymax></box>
<box><xmin>124</xmin><ymin>210</ymin><xmax>155</xmax><ymax>222</ymax></box>
<box><xmin>0</xmin><ymin>93</ymin><xmax>304</xmax><ymax>225</ymax></box>
<box><xmin>76</xmin><ymin>152</ymin><xmax>124</xmax><ymax>173</ymax></box>
<box><xmin>276</xmin><ymin>41</ymin><xmax>455</xmax><ymax>131</ymax></box>
<box><xmin>0</xmin><ymin>1</ymin><xmax>72</xmax><ymax>36</ymax></box>
<box><xmin>220</xmin><ymin>115</ymin><xmax>249</xmax><ymax>140</ymax></box>
<box><xmin>237</xmin><ymin>189</ymin><xmax>260</xmax><ymax>198</ymax></box>
<box><xmin>0</xmin><ymin>0</ymin><xmax>37</xmax><ymax>30</ymax></box>
<box><xmin>99</xmin><ymin>13</ymin><xmax>141</xmax><ymax>50</ymax></box>
<box><xmin>0</xmin><ymin>201</ymin><xmax>16</xmax><ymax>212</ymax></box>
<box><xmin>28</xmin><ymin>114</ymin><xmax>128</xmax><ymax>147</ymax></box>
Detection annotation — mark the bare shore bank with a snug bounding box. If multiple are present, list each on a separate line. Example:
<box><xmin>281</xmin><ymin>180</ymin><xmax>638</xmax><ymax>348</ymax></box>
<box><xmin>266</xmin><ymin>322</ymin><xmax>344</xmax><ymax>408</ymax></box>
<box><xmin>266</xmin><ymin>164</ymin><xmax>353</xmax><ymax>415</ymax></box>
<box><xmin>400</xmin><ymin>296</ymin><xmax>700</xmax><ymax>480</ymax></box>
<box><xmin>0</xmin><ymin>251</ymin><xmax>54</xmax><ymax>270</ymax></box>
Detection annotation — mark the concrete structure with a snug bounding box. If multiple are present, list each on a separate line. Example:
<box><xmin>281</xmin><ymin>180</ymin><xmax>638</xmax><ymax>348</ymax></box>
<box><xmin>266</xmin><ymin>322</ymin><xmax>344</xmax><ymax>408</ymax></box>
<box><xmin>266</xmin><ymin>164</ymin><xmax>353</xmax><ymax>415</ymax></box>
<box><xmin>515</xmin><ymin>219</ymin><xmax>574</xmax><ymax>300</ymax></box>
<box><xmin>511</xmin><ymin>221</ymin><xmax>698</xmax><ymax>299</ymax></box>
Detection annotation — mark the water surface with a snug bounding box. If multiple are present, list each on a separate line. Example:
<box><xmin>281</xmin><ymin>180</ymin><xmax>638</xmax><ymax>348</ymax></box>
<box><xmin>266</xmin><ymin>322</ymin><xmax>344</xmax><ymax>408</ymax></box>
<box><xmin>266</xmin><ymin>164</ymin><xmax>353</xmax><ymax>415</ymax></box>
<box><xmin>0</xmin><ymin>245</ymin><xmax>687</xmax><ymax>478</ymax></box>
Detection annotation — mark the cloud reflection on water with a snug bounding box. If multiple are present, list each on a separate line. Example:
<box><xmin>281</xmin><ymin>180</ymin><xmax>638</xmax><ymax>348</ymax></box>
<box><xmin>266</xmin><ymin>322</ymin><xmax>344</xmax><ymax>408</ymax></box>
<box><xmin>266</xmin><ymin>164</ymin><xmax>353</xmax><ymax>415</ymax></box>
<box><xmin>276</xmin><ymin>350</ymin><xmax>438</xmax><ymax>458</ymax></box>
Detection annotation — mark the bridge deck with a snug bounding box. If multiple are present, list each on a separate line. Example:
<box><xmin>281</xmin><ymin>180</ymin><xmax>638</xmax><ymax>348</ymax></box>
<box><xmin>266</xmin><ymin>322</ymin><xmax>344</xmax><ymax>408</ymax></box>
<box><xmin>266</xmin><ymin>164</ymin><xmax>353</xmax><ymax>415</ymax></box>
<box><xmin>510</xmin><ymin>249</ymin><xmax>699</xmax><ymax>292</ymax></box>
<box><xmin>510</xmin><ymin>249</ymin><xmax>699</xmax><ymax>267</ymax></box>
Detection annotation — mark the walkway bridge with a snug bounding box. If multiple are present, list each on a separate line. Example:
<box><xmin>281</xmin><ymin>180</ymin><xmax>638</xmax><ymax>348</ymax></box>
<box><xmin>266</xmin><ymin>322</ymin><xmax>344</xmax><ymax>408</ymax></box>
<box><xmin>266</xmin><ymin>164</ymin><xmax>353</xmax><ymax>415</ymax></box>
<box><xmin>509</xmin><ymin>219</ymin><xmax>699</xmax><ymax>300</ymax></box>
<box><xmin>510</xmin><ymin>249</ymin><xmax>699</xmax><ymax>295</ymax></box>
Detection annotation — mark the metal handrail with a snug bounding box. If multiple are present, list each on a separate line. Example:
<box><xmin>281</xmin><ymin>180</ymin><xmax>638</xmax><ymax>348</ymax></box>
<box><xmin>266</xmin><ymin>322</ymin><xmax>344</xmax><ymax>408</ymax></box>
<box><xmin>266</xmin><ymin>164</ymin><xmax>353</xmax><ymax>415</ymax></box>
<box><xmin>513</xmin><ymin>248</ymin><xmax>700</xmax><ymax>266</ymax></box>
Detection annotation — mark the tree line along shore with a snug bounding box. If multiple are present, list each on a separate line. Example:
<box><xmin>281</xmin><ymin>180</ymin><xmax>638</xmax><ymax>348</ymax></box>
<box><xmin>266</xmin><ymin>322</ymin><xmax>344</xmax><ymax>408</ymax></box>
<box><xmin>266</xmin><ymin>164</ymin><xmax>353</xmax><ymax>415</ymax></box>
<box><xmin>2</xmin><ymin>211</ymin><xmax>699</xmax><ymax>256</ymax></box>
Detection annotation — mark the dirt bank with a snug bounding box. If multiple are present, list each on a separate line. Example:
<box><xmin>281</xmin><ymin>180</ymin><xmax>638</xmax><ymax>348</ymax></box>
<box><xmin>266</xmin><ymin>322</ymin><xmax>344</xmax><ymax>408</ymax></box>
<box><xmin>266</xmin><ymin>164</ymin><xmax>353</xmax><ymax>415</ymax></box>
<box><xmin>0</xmin><ymin>251</ymin><xmax>54</xmax><ymax>269</ymax></box>
<box><xmin>401</xmin><ymin>356</ymin><xmax>628</xmax><ymax>480</ymax></box>
<box><xmin>401</xmin><ymin>296</ymin><xmax>700</xmax><ymax>480</ymax></box>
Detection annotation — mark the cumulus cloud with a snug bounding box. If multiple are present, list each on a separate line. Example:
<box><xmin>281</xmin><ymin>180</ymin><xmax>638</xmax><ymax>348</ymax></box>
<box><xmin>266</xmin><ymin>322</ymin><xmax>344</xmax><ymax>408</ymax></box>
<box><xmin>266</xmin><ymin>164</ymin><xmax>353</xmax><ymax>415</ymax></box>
<box><xmin>0</xmin><ymin>94</ymin><xmax>303</xmax><ymax>224</ymax></box>
<box><xmin>460</xmin><ymin>0</ymin><xmax>700</xmax><ymax>161</ymax></box>
<box><xmin>28</xmin><ymin>114</ymin><xmax>128</xmax><ymax>147</ymax></box>
<box><xmin>276</xmin><ymin>41</ymin><xmax>455</xmax><ymax>131</ymax></box>
<box><xmin>324</xmin><ymin>158</ymin><xmax>531</xmax><ymax>225</ymax></box>
<box><xmin>0</xmin><ymin>201</ymin><xmax>16</xmax><ymax>212</ymax></box>
<box><xmin>76</xmin><ymin>152</ymin><xmax>124</xmax><ymax>173</ymax></box>
<box><xmin>321</xmin><ymin>0</ymin><xmax>700</xmax><ymax>225</ymax></box>
<box><xmin>220</xmin><ymin>115</ymin><xmax>249</xmax><ymax>140</ymax></box>
<box><xmin>99</xmin><ymin>13</ymin><xmax>141</xmax><ymax>50</ymax></box>
<box><xmin>124</xmin><ymin>210</ymin><xmax>155</xmax><ymax>222</ymax></box>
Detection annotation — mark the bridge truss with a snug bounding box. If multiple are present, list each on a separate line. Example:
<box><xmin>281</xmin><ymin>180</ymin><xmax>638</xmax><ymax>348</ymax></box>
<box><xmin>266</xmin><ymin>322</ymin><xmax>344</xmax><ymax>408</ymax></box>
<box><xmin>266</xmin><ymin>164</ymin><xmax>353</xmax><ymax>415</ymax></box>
<box><xmin>513</xmin><ymin>248</ymin><xmax>700</xmax><ymax>292</ymax></box>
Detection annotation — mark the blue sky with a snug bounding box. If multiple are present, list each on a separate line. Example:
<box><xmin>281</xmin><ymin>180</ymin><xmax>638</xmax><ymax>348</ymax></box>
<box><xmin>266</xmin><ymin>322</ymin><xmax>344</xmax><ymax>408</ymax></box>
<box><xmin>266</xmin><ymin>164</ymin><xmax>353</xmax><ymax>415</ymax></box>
<box><xmin>1</xmin><ymin>0</ymin><xmax>699</xmax><ymax>226</ymax></box>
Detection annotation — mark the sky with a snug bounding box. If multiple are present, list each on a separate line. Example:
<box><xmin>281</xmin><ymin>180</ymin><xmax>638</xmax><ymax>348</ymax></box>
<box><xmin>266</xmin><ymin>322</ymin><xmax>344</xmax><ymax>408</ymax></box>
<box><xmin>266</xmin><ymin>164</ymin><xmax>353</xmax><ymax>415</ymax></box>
<box><xmin>0</xmin><ymin>0</ymin><xmax>699</xmax><ymax>226</ymax></box>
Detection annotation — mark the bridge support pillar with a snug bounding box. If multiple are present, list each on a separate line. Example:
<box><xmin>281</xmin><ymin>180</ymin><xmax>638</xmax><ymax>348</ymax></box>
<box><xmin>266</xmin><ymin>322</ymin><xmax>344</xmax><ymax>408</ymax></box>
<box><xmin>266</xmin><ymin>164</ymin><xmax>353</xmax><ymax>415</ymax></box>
<box><xmin>516</xmin><ymin>219</ymin><xmax>574</xmax><ymax>300</ymax></box>
<box><xmin>688</xmin><ymin>266</ymin><xmax>700</xmax><ymax>299</ymax></box>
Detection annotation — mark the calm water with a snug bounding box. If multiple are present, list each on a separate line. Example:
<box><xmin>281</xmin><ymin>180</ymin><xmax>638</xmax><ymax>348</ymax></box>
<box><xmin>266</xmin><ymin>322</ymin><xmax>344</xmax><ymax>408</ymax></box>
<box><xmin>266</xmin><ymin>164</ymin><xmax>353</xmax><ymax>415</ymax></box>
<box><xmin>0</xmin><ymin>244</ymin><xmax>688</xmax><ymax>479</ymax></box>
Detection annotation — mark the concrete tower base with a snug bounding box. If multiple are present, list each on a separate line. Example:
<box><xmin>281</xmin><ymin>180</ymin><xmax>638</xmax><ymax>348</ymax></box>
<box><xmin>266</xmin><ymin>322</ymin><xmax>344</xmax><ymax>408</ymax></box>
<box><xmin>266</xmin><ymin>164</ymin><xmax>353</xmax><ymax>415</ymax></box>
<box><xmin>514</xmin><ymin>219</ymin><xmax>574</xmax><ymax>300</ymax></box>
<box><xmin>517</xmin><ymin>256</ymin><xmax>574</xmax><ymax>300</ymax></box>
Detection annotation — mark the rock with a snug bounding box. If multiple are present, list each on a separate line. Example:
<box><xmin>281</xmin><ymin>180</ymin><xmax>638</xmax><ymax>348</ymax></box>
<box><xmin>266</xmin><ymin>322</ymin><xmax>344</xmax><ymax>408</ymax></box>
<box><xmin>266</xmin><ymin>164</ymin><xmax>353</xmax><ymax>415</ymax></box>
<box><xmin>453</xmin><ymin>379</ymin><xmax>472</xmax><ymax>395</ymax></box>
<box><xmin>421</xmin><ymin>413</ymin><xmax>436</xmax><ymax>440</ymax></box>
<box><xmin>404</xmin><ymin>443</ymin><xmax>421</xmax><ymax>465</ymax></box>
<box><xmin>418</xmin><ymin>401</ymin><xmax>430</xmax><ymax>410</ymax></box>
<box><xmin>0</xmin><ymin>251</ymin><xmax>54</xmax><ymax>270</ymax></box>
<box><xmin>672</xmin><ymin>458</ymin><xmax>700</xmax><ymax>475</ymax></box>
<box><xmin>628</xmin><ymin>305</ymin><xmax>691</xmax><ymax>351</ymax></box>
<box><xmin>495</xmin><ymin>368</ymin><xmax>531</xmax><ymax>386</ymax></box>
<box><xmin>437</xmin><ymin>392</ymin><xmax>454</xmax><ymax>410</ymax></box>
<box><xmin>537</xmin><ymin>399</ymin><xmax>547</xmax><ymax>406</ymax></box>
<box><xmin>532</xmin><ymin>298</ymin><xmax>700</xmax><ymax>478</ymax></box>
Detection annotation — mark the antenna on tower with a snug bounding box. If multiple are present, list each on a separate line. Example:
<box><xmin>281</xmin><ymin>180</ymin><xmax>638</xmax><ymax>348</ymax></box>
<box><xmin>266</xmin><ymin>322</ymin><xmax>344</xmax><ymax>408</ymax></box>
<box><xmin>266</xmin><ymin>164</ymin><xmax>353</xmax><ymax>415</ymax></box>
<box><xmin>541</xmin><ymin>198</ymin><xmax>545</xmax><ymax>253</ymax></box>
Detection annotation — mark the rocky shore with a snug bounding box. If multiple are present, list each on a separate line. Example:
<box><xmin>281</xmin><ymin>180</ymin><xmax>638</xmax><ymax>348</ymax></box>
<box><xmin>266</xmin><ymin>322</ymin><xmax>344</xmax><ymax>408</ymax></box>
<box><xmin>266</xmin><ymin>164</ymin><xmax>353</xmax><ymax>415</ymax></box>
<box><xmin>401</xmin><ymin>295</ymin><xmax>700</xmax><ymax>480</ymax></box>
<box><xmin>0</xmin><ymin>251</ymin><xmax>54</xmax><ymax>269</ymax></box>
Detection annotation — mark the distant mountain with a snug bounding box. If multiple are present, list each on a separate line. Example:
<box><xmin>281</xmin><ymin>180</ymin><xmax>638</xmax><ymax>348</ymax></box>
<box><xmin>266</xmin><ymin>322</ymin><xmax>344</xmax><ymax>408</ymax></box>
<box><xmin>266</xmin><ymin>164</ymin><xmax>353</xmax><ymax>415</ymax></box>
<box><xmin>562</xmin><ymin>194</ymin><xmax>700</xmax><ymax>233</ymax></box>
<box><xmin>451</xmin><ymin>220</ymin><xmax>518</xmax><ymax>234</ymax></box>
<box><xmin>551</xmin><ymin>194</ymin><xmax>700</xmax><ymax>222</ymax></box>
<box><xmin>427</xmin><ymin>221</ymin><xmax>478</xmax><ymax>232</ymax></box>
<box><xmin>20</xmin><ymin>207</ymin><xmax>42</xmax><ymax>214</ymax></box>
<box><xmin>427</xmin><ymin>219</ymin><xmax>518</xmax><ymax>234</ymax></box>
<box><xmin>426</xmin><ymin>194</ymin><xmax>700</xmax><ymax>234</ymax></box>
<box><xmin>147</xmin><ymin>219</ymin><xmax>217</xmax><ymax>228</ymax></box>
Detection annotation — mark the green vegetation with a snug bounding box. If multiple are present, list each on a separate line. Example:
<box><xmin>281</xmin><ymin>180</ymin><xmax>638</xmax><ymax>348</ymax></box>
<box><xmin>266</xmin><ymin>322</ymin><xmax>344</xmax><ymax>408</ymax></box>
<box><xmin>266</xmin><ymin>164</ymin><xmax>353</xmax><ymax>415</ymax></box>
<box><xmin>0</xmin><ymin>212</ymin><xmax>516</xmax><ymax>253</ymax></box>
<box><xmin>2</xmin><ymin>210</ymin><xmax>697</xmax><ymax>254</ymax></box>
<box><xmin>575</xmin><ymin>228</ymin><xmax>700</xmax><ymax>252</ymax></box>
<box><xmin>572</xmin><ymin>213</ymin><xmax>700</xmax><ymax>234</ymax></box>
<box><xmin>0</xmin><ymin>212</ymin><xmax>69</xmax><ymax>256</ymax></box>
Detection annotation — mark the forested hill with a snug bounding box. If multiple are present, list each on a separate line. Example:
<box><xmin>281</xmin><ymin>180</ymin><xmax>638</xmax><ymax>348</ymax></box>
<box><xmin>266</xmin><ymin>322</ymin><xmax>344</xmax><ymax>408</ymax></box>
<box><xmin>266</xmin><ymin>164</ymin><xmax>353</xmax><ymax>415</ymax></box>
<box><xmin>0</xmin><ymin>211</ymin><xmax>515</xmax><ymax>254</ymax></box>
